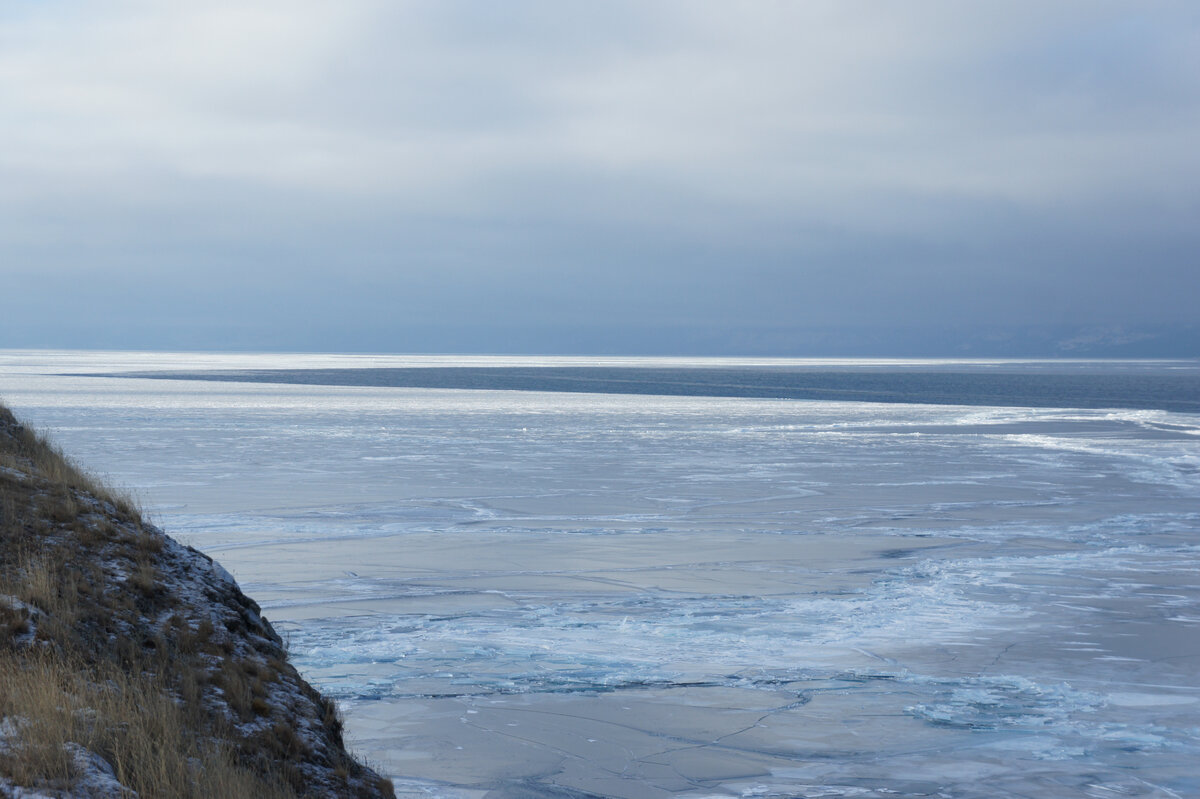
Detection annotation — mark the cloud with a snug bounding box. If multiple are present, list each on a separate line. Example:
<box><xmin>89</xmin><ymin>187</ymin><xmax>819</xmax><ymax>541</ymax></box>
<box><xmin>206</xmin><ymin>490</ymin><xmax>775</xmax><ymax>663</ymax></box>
<box><xmin>1</xmin><ymin>1</ymin><xmax>1198</xmax><ymax>353</ymax></box>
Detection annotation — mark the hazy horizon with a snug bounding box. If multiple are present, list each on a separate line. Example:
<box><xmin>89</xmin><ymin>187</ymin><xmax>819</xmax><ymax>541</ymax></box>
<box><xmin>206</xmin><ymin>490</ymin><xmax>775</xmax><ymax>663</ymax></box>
<box><xmin>3</xmin><ymin>327</ymin><xmax>1198</xmax><ymax>358</ymax></box>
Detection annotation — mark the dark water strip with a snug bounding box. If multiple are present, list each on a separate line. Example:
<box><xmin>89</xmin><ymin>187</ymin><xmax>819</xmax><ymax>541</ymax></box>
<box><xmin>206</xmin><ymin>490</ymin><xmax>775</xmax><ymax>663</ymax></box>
<box><xmin>78</xmin><ymin>367</ymin><xmax>1200</xmax><ymax>412</ymax></box>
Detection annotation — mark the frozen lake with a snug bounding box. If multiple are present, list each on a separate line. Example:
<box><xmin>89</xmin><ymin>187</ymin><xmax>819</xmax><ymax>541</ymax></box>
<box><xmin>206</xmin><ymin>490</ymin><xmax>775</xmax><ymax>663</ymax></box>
<box><xmin>2</xmin><ymin>351</ymin><xmax>1199</xmax><ymax>798</ymax></box>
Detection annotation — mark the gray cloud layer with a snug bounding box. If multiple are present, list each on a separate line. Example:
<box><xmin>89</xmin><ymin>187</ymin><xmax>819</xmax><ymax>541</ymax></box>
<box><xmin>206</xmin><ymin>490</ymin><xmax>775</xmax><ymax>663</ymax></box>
<box><xmin>2</xmin><ymin>1</ymin><xmax>1198</xmax><ymax>354</ymax></box>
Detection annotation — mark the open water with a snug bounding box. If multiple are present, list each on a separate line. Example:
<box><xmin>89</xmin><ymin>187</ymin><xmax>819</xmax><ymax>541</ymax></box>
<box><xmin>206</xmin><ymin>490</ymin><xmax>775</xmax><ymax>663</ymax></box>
<box><xmin>2</xmin><ymin>351</ymin><xmax>1198</xmax><ymax>798</ymax></box>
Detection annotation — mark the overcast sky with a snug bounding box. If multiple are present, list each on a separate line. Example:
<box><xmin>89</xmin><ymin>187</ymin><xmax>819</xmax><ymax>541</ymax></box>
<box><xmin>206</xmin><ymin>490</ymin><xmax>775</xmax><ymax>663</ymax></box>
<box><xmin>2</xmin><ymin>1</ymin><xmax>1198</xmax><ymax>355</ymax></box>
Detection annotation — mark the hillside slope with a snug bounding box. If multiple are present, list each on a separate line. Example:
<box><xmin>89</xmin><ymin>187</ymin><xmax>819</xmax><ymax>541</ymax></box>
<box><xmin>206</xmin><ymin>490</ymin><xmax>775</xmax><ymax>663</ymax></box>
<box><xmin>0</xmin><ymin>405</ymin><xmax>394</xmax><ymax>798</ymax></box>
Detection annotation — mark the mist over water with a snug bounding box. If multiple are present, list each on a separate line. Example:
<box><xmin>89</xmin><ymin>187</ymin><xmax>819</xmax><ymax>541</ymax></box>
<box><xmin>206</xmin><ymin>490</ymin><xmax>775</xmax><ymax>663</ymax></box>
<box><xmin>2</xmin><ymin>352</ymin><xmax>1199</xmax><ymax>798</ymax></box>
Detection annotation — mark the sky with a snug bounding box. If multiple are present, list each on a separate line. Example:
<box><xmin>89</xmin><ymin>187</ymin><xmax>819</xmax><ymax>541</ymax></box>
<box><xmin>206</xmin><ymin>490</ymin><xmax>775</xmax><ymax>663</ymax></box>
<box><xmin>1</xmin><ymin>1</ymin><xmax>1198</xmax><ymax>356</ymax></box>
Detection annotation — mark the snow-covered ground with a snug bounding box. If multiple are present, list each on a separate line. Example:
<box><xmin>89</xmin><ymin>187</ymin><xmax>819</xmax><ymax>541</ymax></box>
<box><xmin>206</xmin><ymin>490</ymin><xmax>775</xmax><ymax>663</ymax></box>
<box><xmin>2</xmin><ymin>351</ymin><xmax>1198</xmax><ymax>798</ymax></box>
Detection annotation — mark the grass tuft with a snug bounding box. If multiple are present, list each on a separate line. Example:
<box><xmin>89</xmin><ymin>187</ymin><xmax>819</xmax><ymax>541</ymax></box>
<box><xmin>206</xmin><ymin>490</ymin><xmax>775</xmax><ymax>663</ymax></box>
<box><xmin>0</xmin><ymin>652</ymin><xmax>297</xmax><ymax>798</ymax></box>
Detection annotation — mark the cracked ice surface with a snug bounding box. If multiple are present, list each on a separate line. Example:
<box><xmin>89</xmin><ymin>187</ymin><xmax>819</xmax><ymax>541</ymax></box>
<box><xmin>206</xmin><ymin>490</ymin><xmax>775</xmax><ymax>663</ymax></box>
<box><xmin>2</xmin><ymin>351</ymin><xmax>1199</xmax><ymax>798</ymax></box>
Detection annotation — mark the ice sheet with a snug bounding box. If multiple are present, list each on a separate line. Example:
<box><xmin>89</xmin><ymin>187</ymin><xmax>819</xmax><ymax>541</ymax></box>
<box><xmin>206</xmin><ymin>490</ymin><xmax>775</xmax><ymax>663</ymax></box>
<box><xmin>1</xmin><ymin>351</ymin><xmax>1198</xmax><ymax>798</ymax></box>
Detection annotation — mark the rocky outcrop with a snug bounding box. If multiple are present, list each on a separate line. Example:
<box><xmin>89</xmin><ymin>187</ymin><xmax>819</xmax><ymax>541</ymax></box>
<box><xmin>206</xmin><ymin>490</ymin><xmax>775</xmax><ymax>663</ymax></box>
<box><xmin>0</xmin><ymin>405</ymin><xmax>394</xmax><ymax>798</ymax></box>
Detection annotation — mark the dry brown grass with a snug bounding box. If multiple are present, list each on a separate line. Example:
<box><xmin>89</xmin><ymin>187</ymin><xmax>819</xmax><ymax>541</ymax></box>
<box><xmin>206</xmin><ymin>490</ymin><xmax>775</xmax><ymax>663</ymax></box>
<box><xmin>0</xmin><ymin>652</ymin><xmax>297</xmax><ymax>798</ymax></box>
<box><xmin>0</xmin><ymin>403</ymin><xmax>393</xmax><ymax>799</ymax></box>
<box><xmin>0</xmin><ymin>413</ymin><xmax>143</xmax><ymax>529</ymax></box>
<box><xmin>4</xmin><ymin>423</ymin><xmax>106</xmax><ymax>506</ymax></box>
<box><xmin>0</xmin><ymin>540</ymin><xmax>300</xmax><ymax>798</ymax></box>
